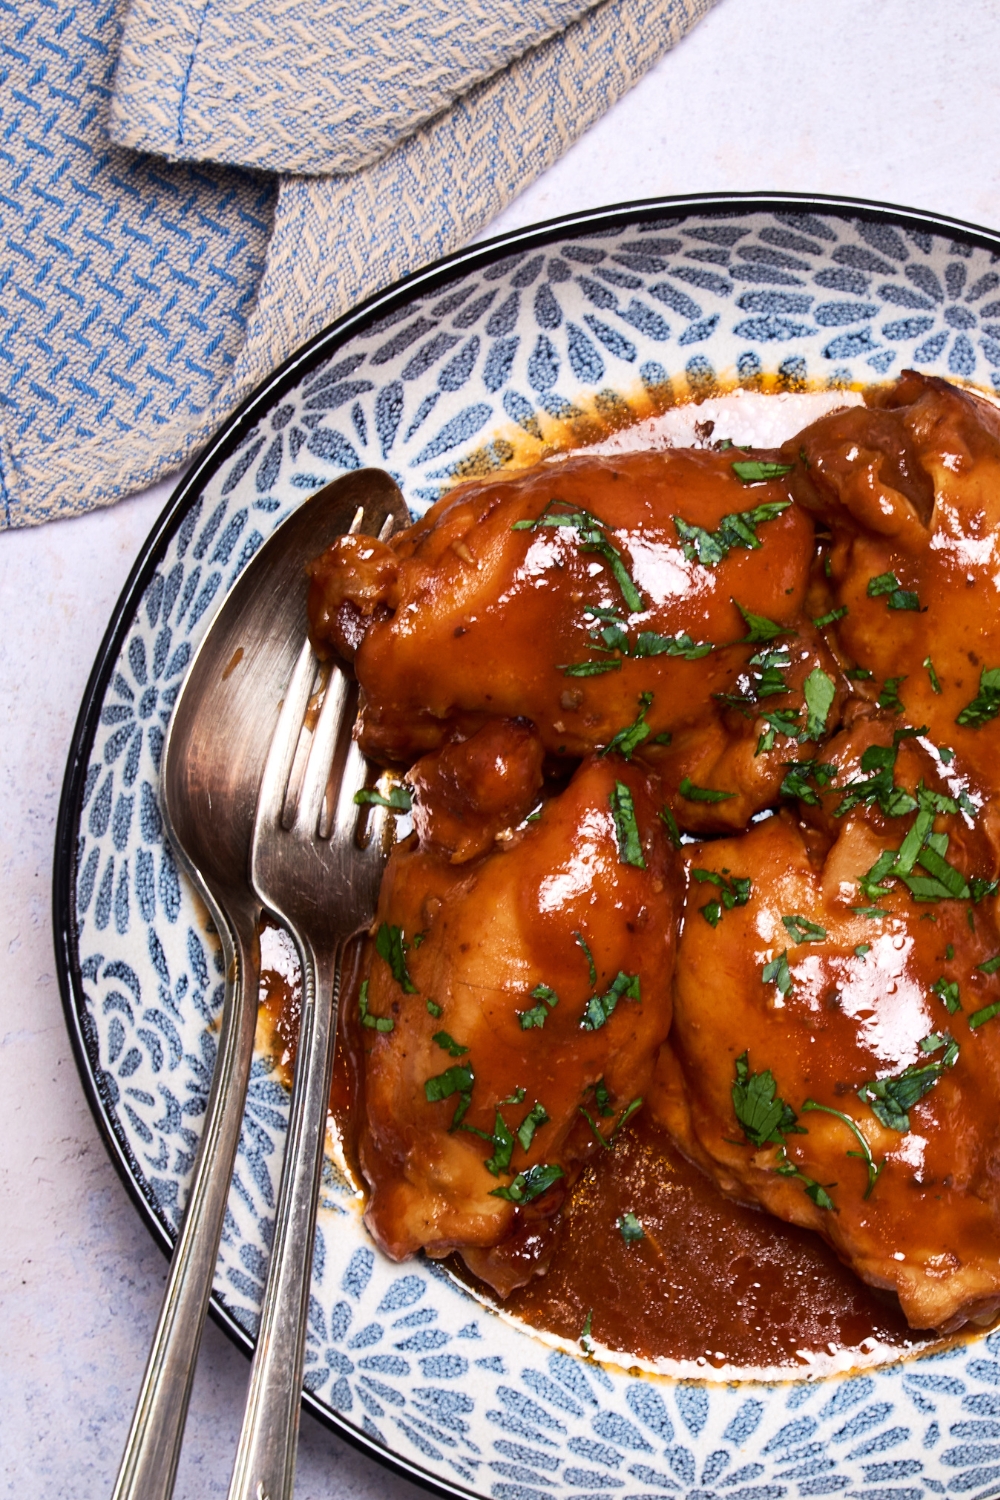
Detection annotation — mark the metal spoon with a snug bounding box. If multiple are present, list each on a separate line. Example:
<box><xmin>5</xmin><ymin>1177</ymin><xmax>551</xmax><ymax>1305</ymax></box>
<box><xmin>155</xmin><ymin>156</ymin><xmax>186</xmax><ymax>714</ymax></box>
<box><xmin>112</xmin><ymin>468</ymin><xmax>408</xmax><ymax>1500</ymax></box>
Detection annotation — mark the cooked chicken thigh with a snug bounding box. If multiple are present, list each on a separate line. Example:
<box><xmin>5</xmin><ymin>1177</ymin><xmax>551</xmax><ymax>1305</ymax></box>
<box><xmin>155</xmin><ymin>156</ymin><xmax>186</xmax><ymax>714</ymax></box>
<box><xmin>656</xmin><ymin>717</ymin><xmax>1000</xmax><ymax>1331</ymax></box>
<box><xmin>356</xmin><ymin>735</ymin><xmax>681</xmax><ymax>1295</ymax></box>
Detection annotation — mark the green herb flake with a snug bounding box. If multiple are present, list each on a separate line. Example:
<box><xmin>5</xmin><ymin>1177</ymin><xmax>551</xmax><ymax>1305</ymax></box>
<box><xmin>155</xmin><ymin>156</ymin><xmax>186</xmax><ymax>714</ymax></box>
<box><xmin>779</xmin><ymin>758</ymin><xmax>838</xmax><ymax>806</ymax></box>
<box><xmin>483</xmin><ymin>1111</ymin><xmax>515</xmax><ymax>1176</ymax></box>
<box><xmin>852</xmin><ymin>905</ymin><xmax>888</xmax><ymax>919</ymax></box>
<box><xmin>774</xmin><ymin>1146</ymin><xmax>836</xmax><ymax>1210</ymax></box>
<box><xmin>518</xmin><ymin>983</ymin><xmax>559</xmax><ymax>1031</ymax></box>
<box><xmin>425</xmin><ymin>1061</ymin><xmax>475</xmax><ymax>1104</ymax></box>
<box><xmin>426</xmin><ymin>999</ymin><xmax>443</xmax><ymax>1018</ymax></box>
<box><xmin>489</xmin><ymin>1162</ymin><xmax>565</xmax><ymax>1204</ymax></box>
<box><xmin>580</xmin><ymin>971</ymin><xmax>641</xmax><ymax>1032</ymax></box>
<box><xmin>735</xmin><ymin>601</ymin><xmax>789</xmax><ymax>643</ymax></box>
<box><xmin>923</xmin><ymin>656</ymin><xmax>943</xmax><ymax>694</ymax></box>
<box><xmin>867</xmin><ymin>571</ymin><xmax>921</xmax><ymax>612</ymax></box>
<box><xmin>858</xmin><ymin>1045</ymin><xmax>959</xmax><ymax>1131</ymax></box>
<box><xmin>659</xmin><ymin>804</ymin><xmax>682</xmax><ymax>848</ymax></box>
<box><xmin>762</xmin><ymin>951</ymin><xmax>793</xmax><ymax>997</ymax></box>
<box><xmin>855</xmin><ymin>944</ymin><xmax>871</xmax><ymax>958</ymax></box>
<box><xmin>731</xmin><ymin>1051</ymin><xmax>803</xmax><ymax>1147</ymax></box>
<box><xmin>957</xmin><ymin>667</ymin><xmax>1000</xmax><ymax>727</ymax></box>
<box><xmin>516</xmin><ymin>1102</ymin><xmax>550</xmax><ymax>1153</ymax></box>
<box><xmin>575</xmin><ymin>931</ymin><xmax>597</xmax><ymax>987</ymax></box>
<box><xmin>970</xmin><ymin>1002</ymin><xmax>1000</xmax><ymax>1030</ymax></box>
<box><xmin>731</xmin><ymin>459</ymin><xmax>795</xmax><ymax>484</ymax></box>
<box><xmin>978</xmin><ymin>954</ymin><xmax>1000</xmax><ymax>975</ymax></box>
<box><xmin>833</xmin><ymin>742</ymin><xmax>917</xmax><ymax>820</ymax></box>
<box><xmin>513</xmin><ymin>501</ymin><xmax>644</xmax><ymax>612</ymax></box>
<box><xmin>580</xmin><ymin>1309</ymin><xmax>595</xmax><ymax>1354</ymax></box>
<box><xmin>931</xmin><ymin>976</ymin><xmax>961</xmax><ymax>1014</ymax></box>
<box><xmin>633</xmin><ymin>631</ymin><xmax>714</xmax><ymax>660</ymax></box>
<box><xmin>782</xmin><ymin>914</ymin><xmax>828</xmax><ymax>944</ymax></box>
<box><xmin>560</xmin><ymin>658</ymin><xmax>623</xmax><ymax>677</ymax></box>
<box><xmin>433</xmin><ymin>1030</ymin><xmax>468</xmax><ymax>1058</ymax></box>
<box><xmin>354</xmin><ymin>784</ymin><xmax>413</xmax><ymax>812</ymax></box>
<box><xmin>878</xmin><ymin>676</ymin><xmax>907</xmax><ymax>713</ymax></box>
<box><xmin>610</xmin><ymin>781</ymin><xmax>646</xmax><ymax>867</ymax></box>
<box><xmin>593</xmin><ymin>1078</ymin><xmax>615</xmax><ymax>1117</ymax></box>
<box><xmin>358</xmin><ymin>980</ymin><xmax>394</xmax><ymax>1033</ymax></box>
<box><xmin>618</xmin><ymin>1212</ymin><xmax>645</xmax><ymax>1243</ymax></box>
<box><xmin>673</xmin><ymin>500</ymin><xmax>791</xmax><ymax>567</ymax></box>
<box><xmin>801</xmin><ymin>1100</ymin><xmax>883</xmax><ymax>1198</ymax></box>
<box><xmin>813</xmin><ymin>605</ymin><xmax>849</xmax><ymax>629</ymax></box>
<box><xmin>803</xmin><ymin>667</ymin><xmax>837</xmax><ymax>741</ymax></box>
<box><xmin>846</xmin><ymin>665</ymin><xmax>875</xmax><ymax>681</ymax></box>
<box><xmin>678</xmin><ymin>776</ymin><xmax>736</xmax><ymax>804</ymax></box>
<box><xmin>693</xmin><ymin>868</ymin><xmax>751</xmax><ymax>925</ymax></box>
<box><xmin>601</xmin><ymin>692</ymin><xmax>654</xmax><ymax>760</ymax></box>
<box><xmin>375</xmin><ymin>922</ymin><xmax>418</xmax><ymax>994</ymax></box>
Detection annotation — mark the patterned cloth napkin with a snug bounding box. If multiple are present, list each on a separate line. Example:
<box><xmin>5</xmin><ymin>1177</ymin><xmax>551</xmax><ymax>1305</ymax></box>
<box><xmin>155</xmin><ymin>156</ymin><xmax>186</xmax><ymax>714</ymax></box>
<box><xmin>1</xmin><ymin>0</ymin><xmax>716</xmax><ymax>528</ymax></box>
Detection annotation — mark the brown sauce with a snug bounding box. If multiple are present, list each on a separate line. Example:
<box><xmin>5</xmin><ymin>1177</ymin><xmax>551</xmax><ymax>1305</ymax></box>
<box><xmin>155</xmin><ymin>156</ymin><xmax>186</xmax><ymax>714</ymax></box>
<box><xmin>256</xmin><ymin>920</ymin><xmax>940</xmax><ymax>1371</ymax></box>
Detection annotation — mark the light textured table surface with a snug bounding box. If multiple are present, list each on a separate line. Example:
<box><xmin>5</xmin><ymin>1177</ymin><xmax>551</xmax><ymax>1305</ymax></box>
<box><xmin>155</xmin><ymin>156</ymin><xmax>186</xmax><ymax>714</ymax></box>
<box><xmin>5</xmin><ymin>0</ymin><xmax>1000</xmax><ymax>1493</ymax></box>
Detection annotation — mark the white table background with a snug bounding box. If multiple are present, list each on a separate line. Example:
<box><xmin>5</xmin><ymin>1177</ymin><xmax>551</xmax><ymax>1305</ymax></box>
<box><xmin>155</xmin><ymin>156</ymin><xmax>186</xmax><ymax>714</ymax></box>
<box><xmin>5</xmin><ymin>0</ymin><xmax>1000</xmax><ymax>1493</ymax></box>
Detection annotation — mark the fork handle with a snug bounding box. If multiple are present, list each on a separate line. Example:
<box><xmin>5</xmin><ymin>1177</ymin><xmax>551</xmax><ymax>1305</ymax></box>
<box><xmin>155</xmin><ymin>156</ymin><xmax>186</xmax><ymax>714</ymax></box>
<box><xmin>112</xmin><ymin>913</ymin><xmax>261</xmax><ymax>1500</ymax></box>
<box><xmin>227</xmin><ymin>939</ymin><xmax>342</xmax><ymax>1500</ymax></box>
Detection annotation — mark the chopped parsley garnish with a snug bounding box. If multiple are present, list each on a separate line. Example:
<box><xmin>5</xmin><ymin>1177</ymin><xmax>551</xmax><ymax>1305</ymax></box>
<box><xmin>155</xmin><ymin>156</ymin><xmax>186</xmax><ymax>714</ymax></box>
<box><xmin>678</xmin><ymin>776</ymin><xmax>736</xmax><ymax>804</ymax></box>
<box><xmin>803</xmin><ymin>667</ymin><xmax>837</xmax><ymax>741</ymax></box>
<box><xmin>846</xmin><ymin>664</ymin><xmax>875</xmax><ymax>681</ymax></box>
<box><xmin>755</xmin><ymin>707</ymin><xmax>803</xmax><ymax>756</ymax></box>
<box><xmin>518</xmin><ymin>983</ymin><xmax>559</xmax><ymax>1030</ymax></box>
<box><xmin>779</xmin><ymin>758</ymin><xmax>837</xmax><ymax>806</ymax></box>
<box><xmin>489</xmin><ymin>1162</ymin><xmax>564</xmax><ymax>1203</ymax></box>
<box><xmin>580</xmin><ymin>1309</ymin><xmax>595</xmax><ymax>1354</ymax></box>
<box><xmin>878</xmin><ymin>676</ymin><xmax>906</xmax><ymax>712</ymax></box>
<box><xmin>859</xmin><ymin>816</ymin><xmax>974</xmax><ymax>905</ymax></box>
<box><xmin>735</xmin><ymin>601</ymin><xmax>790</xmax><ymax>643</ymax></box>
<box><xmin>659</xmin><ymin>804</ymin><xmax>681</xmax><ymax>848</ymax></box>
<box><xmin>426</xmin><ymin>999</ymin><xmax>443</xmax><ymax>1018</ymax></box>
<box><xmin>855</xmin><ymin>944</ymin><xmax>871</xmax><ymax>958</ymax></box>
<box><xmin>781</xmin><ymin>914</ymin><xmax>827</xmax><ymax>944</ymax></box>
<box><xmin>833</xmin><ymin>742</ymin><xmax>917</xmax><ymax>819</ymax></box>
<box><xmin>601</xmin><ymin>692</ymin><xmax>653</xmax><ymax>760</ymax></box>
<box><xmin>560</xmin><ymin>658</ymin><xmax>623</xmax><ymax>677</ymax></box>
<box><xmin>580</xmin><ymin>971</ymin><xmax>641</xmax><ymax>1031</ymax></box>
<box><xmin>762</xmin><ymin>950</ymin><xmax>793</xmax><ymax>997</ymax></box>
<box><xmin>731</xmin><ymin>459</ymin><xmax>795</xmax><ymax>484</ymax></box>
<box><xmin>970</xmin><ymin>1002</ymin><xmax>1000</xmax><ymax>1030</ymax></box>
<box><xmin>375</xmin><ymin>922</ymin><xmax>418</xmax><ymax>994</ymax></box>
<box><xmin>978</xmin><ymin>954</ymin><xmax>1000</xmax><ymax>975</ymax></box>
<box><xmin>801</xmin><ymin>1100</ymin><xmax>883</xmax><ymax>1198</ymax></box>
<box><xmin>957</xmin><ymin>667</ymin><xmax>1000</xmax><ymax>727</ymax></box>
<box><xmin>513</xmin><ymin>501</ymin><xmax>644</xmax><ymax>611</ymax></box>
<box><xmin>592</xmin><ymin>1078</ymin><xmax>615</xmax><ymax>1117</ymax></box>
<box><xmin>813</xmin><ymin>605</ymin><xmax>848</xmax><ymax>629</ymax></box>
<box><xmin>575</xmin><ymin>930</ymin><xmax>597</xmax><ymax>987</ymax></box>
<box><xmin>932</xmin><ymin>976</ymin><xmax>961</xmax><ymax>1014</ymax></box>
<box><xmin>634</xmin><ymin>630</ymin><xmax>714</xmax><ymax>660</ymax></box>
<box><xmin>731</xmin><ymin>1051</ymin><xmax>803</xmax><ymax>1147</ymax></box>
<box><xmin>923</xmin><ymin>656</ymin><xmax>942</xmax><ymax>694</ymax></box>
<box><xmin>516</xmin><ymin>1102</ymin><xmax>550</xmax><ymax>1152</ymax></box>
<box><xmin>482</xmin><ymin>1112</ymin><xmax>515</xmax><ymax>1176</ymax></box>
<box><xmin>867</xmin><ymin>571</ymin><xmax>921</xmax><ymax>611</ymax></box>
<box><xmin>857</xmin><ymin>1041</ymin><xmax>958</xmax><ymax>1131</ymax></box>
<box><xmin>618</xmin><ymin>1212</ymin><xmax>645</xmax><ymax>1243</ymax></box>
<box><xmin>432</xmin><ymin>1030</ymin><xmax>468</xmax><ymax>1057</ymax></box>
<box><xmin>774</xmin><ymin>1147</ymin><xmax>836</xmax><ymax>1210</ymax></box>
<box><xmin>673</xmin><ymin>500</ymin><xmax>791</xmax><ymax>567</ymax></box>
<box><xmin>610</xmin><ymin>781</ymin><xmax>646</xmax><ymax>866</ymax></box>
<box><xmin>425</xmin><ymin>1061</ymin><xmax>475</xmax><ymax>1127</ymax></box>
<box><xmin>693</xmin><ymin>868</ymin><xmax>751</xmax><ymax>926</ymax></box>
<box><xmin>579</xmin><ymin>1095</ymin><xmax>643</xmax><ymax>1147</ymax></box>
<box><xmin>358</xmin><ymin>980</ymin><xmax>394</xmax><ymax>1033</ymax></box>
<box><xmin>354</xmin><ymin>784</ymin><xmax>412</xmax><ymax>811</ymax></box>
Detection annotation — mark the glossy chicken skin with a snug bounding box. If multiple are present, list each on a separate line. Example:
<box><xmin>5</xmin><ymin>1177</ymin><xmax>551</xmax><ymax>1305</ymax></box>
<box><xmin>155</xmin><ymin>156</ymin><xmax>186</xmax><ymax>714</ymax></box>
<box><xmin>308</xmin><ymin>449</ymin><xmax>816</xmax><ymax>778</ymax></box>
<box><xmin>657</xmin><ymin>717</ymin><xmax>1000</xmax><ymax>1331</ymax></box>
<box><xmin>356</xmin><ymin>746</ymin><xmax>681</xmax><ymax>1295</ymax></box>
<box><xmin>787</xmin><ymin>371</ymin><xmax>1000</xmax><ymax>795</ymax></box>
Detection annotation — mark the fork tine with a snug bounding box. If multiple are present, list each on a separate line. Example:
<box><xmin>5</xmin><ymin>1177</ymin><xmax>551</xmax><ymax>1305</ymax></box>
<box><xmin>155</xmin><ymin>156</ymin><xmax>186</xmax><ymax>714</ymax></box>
<box><xmin>295</xmin><ymin>664</ymin><xmax>350</xmax><ymax>836</ymax></box>
<box><xmin>255</xmin><ymin>637</ymin><xmax>316</xmax><ymax>831</ymax></box>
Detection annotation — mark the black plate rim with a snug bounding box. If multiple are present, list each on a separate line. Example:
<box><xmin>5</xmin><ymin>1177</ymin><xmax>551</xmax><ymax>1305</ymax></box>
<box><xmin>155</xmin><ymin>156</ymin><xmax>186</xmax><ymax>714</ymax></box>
<box><xmin>52</xmin><ymin>188</ymin><xmax>1000</xmax><ymax>1496</ymax></box>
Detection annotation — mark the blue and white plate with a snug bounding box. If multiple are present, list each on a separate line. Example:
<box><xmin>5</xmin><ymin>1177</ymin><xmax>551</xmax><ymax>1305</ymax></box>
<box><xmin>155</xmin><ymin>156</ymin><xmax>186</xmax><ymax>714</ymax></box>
<box><xmin>56</xmin><ymin>193</ymin><xmax>1000</xmax><ymax>1499</ymax></box>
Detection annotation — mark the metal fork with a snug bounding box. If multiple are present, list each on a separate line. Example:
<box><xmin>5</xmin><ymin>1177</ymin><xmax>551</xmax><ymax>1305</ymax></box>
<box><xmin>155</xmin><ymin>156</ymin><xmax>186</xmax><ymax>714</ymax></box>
<box><xmin>227</xmin><ymin>630</ymin><xmax>391</xmax><ymax>1500</ymax></box>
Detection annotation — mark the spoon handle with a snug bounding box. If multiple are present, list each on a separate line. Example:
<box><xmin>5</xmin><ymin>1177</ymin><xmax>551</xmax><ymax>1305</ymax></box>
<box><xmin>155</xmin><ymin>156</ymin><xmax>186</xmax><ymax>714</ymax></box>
<box><xmin>112</xmin><ymin>913</ymin><xmax>261</xmax><ymax>1500</ymax></box>
<box><xmin>227</xmin><ymin>940</ymin><xmax>341</xmax><ymax>1500</ymax></box>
